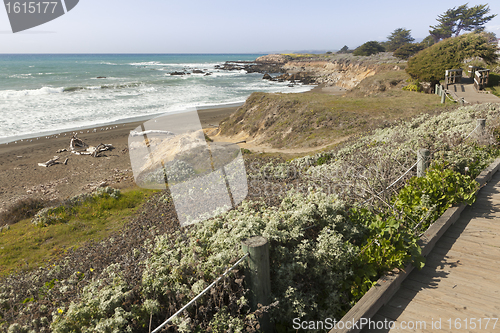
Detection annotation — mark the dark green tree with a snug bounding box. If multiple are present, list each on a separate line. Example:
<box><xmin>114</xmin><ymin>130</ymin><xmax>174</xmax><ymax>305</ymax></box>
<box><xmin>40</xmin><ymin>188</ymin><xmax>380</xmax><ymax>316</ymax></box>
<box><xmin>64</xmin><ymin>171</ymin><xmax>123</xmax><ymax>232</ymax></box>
<box><xmin>393</xmin><ymin>43</ymin><xmax>424</xmax><ymax>60</ymax></box>
<box><xmin>386</xmin><ymin>28</ymin><xmax>415</xmax><ymax>52</ymax></box>
<box><xmin>337</xmin><ymin>45</ymin><xmax>349</xmax><ymax>54</ymax></box>
<box><xmin>421</xmin><ymin>35</ymin><xmax>436</xmax><ymax>48</ymax></box>
<box><xmin>353</xmin><ymin>41</ymin><xmax>385</xmax><ymax>56</ymax></box>
<box><xmin>406</xmin><ymin>32</ymin><xmax>498</xmax><ymax>83</ymax></box>
<box><xmin>430</xmin><ymin>4</ymin><xmax>497</xmax><ymax>42</ymax></box>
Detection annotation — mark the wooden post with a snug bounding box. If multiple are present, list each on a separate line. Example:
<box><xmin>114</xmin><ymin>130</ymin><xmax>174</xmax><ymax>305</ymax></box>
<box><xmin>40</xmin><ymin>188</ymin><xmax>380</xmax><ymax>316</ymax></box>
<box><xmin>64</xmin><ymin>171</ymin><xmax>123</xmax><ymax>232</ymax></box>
<box><xmin>242</xmin><ymin>236</ymin><xmax>272</xmax><ymax>332</ymax></box>
<box><xmin>435</xmin><ymin>84</ymin><xmax>439</xmax><ymax>95</ymax></box>
<box><xmin>441</xmin><ymin>91</ymin><xmax>445</xmax><ymax>104</ymax></box>
<box><xmin>477</xmin><ymin>119</ymin><xmax>486</xmax><ymax>138</ymax></box>
<box><xmin>417</xmin><ymin>149</ymin><xmax>430</xmax><ymax>177</ymax></box>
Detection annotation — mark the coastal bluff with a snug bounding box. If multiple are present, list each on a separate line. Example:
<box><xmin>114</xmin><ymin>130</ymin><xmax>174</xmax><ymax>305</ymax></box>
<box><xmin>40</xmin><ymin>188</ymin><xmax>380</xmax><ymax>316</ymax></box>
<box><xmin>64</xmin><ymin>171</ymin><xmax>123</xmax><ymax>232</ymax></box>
<box><xmin>254</xmin><ymin>53</ymin><xmax>405</xmax><ymax>89</ymax></box>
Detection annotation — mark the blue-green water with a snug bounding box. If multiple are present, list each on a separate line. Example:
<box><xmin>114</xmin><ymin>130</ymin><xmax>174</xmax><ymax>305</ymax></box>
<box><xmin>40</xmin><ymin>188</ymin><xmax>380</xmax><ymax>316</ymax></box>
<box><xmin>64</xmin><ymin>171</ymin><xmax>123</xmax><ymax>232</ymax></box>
<box><xmin>0</xmin><ymin>54</ymin><xmax>312</xmax><ymax>143</ymax></box>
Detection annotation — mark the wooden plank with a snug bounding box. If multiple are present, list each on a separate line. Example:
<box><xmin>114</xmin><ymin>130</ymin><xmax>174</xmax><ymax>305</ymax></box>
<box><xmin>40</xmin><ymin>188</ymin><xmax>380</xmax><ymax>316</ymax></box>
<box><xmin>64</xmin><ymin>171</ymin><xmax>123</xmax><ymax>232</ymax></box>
<box><xmin>435</xmin><ymin>236</ymin><xmax>500</xmax><ymax>259</ymax></box>
<box><xmin>396</xmin><ymin>283</ymin><xmax>500</xmax><ymax>313</ymax></box>
<box><xmin>430</xmin><ymin>246</ymin><xmax>500</xmax><ymax>274</ymax></box>
<box><xmin>381</xmin><ymin>296</ymin><xmax>465</xmax><ymax>331</ymax></box>
<box><xmin>406</xmin><ymin>263</ymin><xmax>500</xmax><ymax>292</ymax></box>
<box><xmin>419</xmin><ymin>204</ymin><xmax>466</xmax><ymax>257</ymax></box>
<box><xmin>423</xmin><ymin>251</ymin><xmax>500</xmax><ymax>276</ymax></box>
<box><xmin>384</xmin><ymin>289</ymin><xmax>493</xmax><ymax>320</ymax></box>
<box><xmin>334</xmin><ymin>263</ymin><xmax>414</xmax><ymax>333</ymax></box>
<box><xmin>402</xmin><ymin>271</ymin><xmax>500</xmax><ymax>308</ymax></box>
<box><xmin>440</xmin><ymin>233</ymin><xmax>500</xmax><ymax>248</ymax></box>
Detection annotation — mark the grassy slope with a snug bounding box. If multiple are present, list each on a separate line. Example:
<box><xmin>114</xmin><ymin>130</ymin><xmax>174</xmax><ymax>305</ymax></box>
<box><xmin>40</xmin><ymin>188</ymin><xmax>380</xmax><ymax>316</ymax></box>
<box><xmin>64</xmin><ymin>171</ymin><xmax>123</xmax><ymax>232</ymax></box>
<box><xmin>0</xmin><ymin>188</ymin><xmax>155</xmax><ymax>276</ymax></box>
<box><xmin>219</xmin><ymin>71</ymin><xmax>448</xmax><ymax>149</ymax></box>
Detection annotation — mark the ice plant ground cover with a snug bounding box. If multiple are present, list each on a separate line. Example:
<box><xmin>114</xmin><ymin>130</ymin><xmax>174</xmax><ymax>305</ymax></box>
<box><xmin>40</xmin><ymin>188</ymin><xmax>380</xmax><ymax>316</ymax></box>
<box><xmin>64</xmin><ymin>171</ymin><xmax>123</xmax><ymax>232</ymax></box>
<box><xmin>1</xmin><ymin>103</ymin><xmax>500</xmax><ymax>332</ymax></box>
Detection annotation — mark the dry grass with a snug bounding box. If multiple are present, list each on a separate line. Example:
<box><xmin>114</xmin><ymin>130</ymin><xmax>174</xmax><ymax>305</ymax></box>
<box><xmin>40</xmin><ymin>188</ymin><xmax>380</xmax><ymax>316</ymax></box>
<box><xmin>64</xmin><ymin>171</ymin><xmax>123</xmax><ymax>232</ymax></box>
<box><xmin>219</xmin><ymin>85</ymin><xmax>449</xmax><ymax>149</ymax></box>
<box><xmin>0</xmin><ymin>198</ymin><xmax>53</xmax><ymax>226</ymax></box>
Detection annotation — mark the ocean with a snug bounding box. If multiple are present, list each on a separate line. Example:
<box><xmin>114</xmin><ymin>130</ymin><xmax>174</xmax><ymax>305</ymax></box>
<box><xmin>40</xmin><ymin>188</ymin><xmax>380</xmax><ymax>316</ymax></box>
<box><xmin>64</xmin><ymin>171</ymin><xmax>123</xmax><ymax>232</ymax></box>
<box><xmin>0</xmin><ymin>54</ymin><xmax>313</xmax><ymax>144</ymax></box>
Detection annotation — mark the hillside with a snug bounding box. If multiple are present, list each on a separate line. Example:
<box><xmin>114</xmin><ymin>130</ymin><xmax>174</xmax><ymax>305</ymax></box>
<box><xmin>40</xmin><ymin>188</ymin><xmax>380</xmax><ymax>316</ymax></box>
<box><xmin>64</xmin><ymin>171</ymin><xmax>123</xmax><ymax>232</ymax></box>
<box><xmin>217</xmin><ymin>71</ymin><xmax>448</xmax><ymax>149</ymax></box>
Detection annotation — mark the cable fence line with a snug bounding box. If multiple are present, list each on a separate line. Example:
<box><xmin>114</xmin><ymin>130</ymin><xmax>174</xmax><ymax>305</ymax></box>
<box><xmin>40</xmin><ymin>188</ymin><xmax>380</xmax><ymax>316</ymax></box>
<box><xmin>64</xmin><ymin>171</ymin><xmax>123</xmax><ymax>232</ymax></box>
<box><xmin>355</xmin><ymin>118</ymin><xmax>489</xmax><ymax>256</ymax></box>
<box><xmin>357</xmin><ymin>118</ymin><xmax>487</xmax><ymax>208</ymax></box>
<box><xmin>463</xmin><ymin>122</ymin><xmax>483</xmax><ymax>141</ymax></box>
<box><xmin>358</xmin><ymin>158</ymin><xmax>421</xmax><ymax>207</ymax></box>
<box><xmin>151</xmin><ymin>253</ymin><xmax>249</xmax><ymax>333</ymax></box>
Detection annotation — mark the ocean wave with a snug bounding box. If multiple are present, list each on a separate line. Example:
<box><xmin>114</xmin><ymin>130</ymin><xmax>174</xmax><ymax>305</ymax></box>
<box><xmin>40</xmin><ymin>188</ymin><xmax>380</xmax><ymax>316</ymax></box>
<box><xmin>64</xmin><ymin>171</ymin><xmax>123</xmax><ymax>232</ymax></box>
<box><xmin>0</xmin><ymin>86</ymin><xmax>64</xmax><ymax>98</ymax></box>
<box><xmin>129</xmin><ymin>62</ymin><xmax>220</xmax><ymax>68</ymax></box>
<box><xmin>8</xmin><ymin>74</ymin><xmax>32</xmax><ymax>79</ymax></box>
<box><xmin>129</xmin><ymin>61</ymin><xmax>164</xmax><ymax>66</ymax></box>
<box><xmin>63</xmin><ymin>82</ymin><xmax>146</xmax><ymax>92</ymax></box>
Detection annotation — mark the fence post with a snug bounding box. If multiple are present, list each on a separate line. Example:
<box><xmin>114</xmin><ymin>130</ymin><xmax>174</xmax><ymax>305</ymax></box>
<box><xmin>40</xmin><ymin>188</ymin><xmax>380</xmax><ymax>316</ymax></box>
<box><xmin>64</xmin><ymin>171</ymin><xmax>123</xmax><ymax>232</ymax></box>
<box><xmin>477</xmin><ymin>119</ymin><xmax>486</xmax><ymax>138</ymax></box>
<box><xmin>417</xmin><ymin>149</ymin><xmax>430</xmax><ymax>177</ymax></box>
<box><xmin>242</xmin><ymin>236</ymin><xmax>272</xmax><ymax>332</ymax></box>
<box><xmin>441</xmin><ymin>90</ymin><xmax>445</xmax><ymax>104</ymax></box>
<box><xmin>435</xmin><ymin>84</ymin><xmax>439</xmax><ymax>95</ymax></box>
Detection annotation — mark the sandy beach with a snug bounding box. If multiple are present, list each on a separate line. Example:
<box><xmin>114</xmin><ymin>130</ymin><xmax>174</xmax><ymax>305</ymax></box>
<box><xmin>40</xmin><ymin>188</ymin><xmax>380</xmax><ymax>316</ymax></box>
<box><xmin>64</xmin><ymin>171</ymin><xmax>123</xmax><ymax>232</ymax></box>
<box><xmin>0</xmin><ymin>106</ymin><xmax>238</xmax><ymax>214</ymax></box>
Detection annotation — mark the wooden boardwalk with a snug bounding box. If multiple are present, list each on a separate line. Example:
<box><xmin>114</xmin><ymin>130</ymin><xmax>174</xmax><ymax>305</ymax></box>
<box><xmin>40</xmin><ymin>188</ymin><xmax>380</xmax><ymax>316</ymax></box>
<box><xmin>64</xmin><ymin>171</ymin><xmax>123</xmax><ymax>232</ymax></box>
<box><xmin>448</xmin><ymin>77</ymin><xmax>500</xmax><ymax>104</ymax></box>
<box><xmin>361</xmin><ymin>171</ymin><xmax>500</xmax><ymax>333</ymax></box>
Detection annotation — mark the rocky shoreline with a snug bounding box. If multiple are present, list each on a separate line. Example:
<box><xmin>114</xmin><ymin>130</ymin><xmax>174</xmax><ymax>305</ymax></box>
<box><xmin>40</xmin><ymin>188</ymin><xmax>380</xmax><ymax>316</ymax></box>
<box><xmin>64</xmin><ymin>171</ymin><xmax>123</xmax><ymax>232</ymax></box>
<box><xmin>216</xmin><ymin>52</ymin><xmax>406</xmax><ymax>89</ymax></box>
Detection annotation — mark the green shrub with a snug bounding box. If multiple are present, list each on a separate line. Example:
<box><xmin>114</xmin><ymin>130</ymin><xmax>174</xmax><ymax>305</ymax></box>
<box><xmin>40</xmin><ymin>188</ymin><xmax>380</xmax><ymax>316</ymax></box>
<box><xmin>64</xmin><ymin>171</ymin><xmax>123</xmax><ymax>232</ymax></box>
<box><xmin>393</xmin><ymin>163</ymin><xmax>478</xmax><ymax>231</ymax></box>
<box><xmin>406</xmin><ymin>32</ymin><xmax>498</xmax><ymax>83</ymax></box>
<box><xmin>393</xmin><ymin>43</ymin><xmax>424</xmax><ymax>60</ymax></box>
<box><xmin>353</xmin><ymin>41</ymin><xmax>385</xmax><ymax>56</ymax></box>
<box><xmin>402</xmin><ymin>82</ymin><xmax>422</xmax><ymax>92</ymax></box>
<box><xmin>30</xmin><ymin>187</ymin><xmax>146</xmax><ymax>227</ymax></box>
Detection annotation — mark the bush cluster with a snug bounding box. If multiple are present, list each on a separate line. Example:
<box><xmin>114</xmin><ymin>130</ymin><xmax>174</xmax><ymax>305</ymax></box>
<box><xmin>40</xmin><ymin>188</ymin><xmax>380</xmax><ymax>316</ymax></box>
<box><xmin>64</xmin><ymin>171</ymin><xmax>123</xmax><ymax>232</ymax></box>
<box><xmin>406</xmin><ymin>32</ymin><xmax>498</xmax><ymax>83</ymax></box>
<box><xmin>31</xmin><ymin>187</ymin><xmax>122</xmax><ymax>227</ymax></box>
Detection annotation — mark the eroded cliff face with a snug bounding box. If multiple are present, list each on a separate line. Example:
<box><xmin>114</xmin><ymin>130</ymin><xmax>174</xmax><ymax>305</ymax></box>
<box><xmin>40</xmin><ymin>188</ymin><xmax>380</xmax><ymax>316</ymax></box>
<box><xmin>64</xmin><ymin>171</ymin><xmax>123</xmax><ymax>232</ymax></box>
<box><xmin>255</xmin><ymin>53</ymin><xmax>404</xmax><ymax>90</ymax></box>
<box><xmin>282</xmin><ymin>60</ymin><xmax>377</xmax><ymax>89</ymax></box>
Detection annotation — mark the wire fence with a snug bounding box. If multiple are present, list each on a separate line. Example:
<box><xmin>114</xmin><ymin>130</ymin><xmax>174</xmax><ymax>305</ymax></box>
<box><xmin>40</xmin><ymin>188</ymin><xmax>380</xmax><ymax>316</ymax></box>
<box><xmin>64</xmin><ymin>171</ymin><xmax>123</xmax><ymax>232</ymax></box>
<box><xmin>151</xmin><ymin>253</ymin><xmax>249</xmax><ymax>333</ymax></box>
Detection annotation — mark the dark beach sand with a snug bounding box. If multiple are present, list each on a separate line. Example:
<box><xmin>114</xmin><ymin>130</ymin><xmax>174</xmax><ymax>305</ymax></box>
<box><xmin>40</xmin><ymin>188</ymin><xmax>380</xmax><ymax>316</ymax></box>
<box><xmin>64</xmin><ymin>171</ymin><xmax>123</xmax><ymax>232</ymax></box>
<box><xmin>0</xmin><ymin>106</ymin><xmax>238</xmax><ymax>214</ymax></box>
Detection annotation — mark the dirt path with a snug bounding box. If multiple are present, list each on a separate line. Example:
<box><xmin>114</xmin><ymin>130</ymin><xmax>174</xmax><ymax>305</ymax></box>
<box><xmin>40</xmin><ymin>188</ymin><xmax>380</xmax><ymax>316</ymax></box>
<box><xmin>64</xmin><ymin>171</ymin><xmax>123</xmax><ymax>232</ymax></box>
<box><xmin>210</xmin><ymin>132</ymin><xmax>350</xmax><ymax>155</ymax></box>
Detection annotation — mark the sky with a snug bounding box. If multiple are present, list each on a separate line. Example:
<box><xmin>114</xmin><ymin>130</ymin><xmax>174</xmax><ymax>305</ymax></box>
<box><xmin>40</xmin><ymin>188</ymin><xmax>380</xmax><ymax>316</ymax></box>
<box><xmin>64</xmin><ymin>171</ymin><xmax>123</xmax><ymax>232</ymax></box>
<box><xmin>1</xmin><ymin>0</ymin><xmax>500</xmax><ymax>53</ymax></box>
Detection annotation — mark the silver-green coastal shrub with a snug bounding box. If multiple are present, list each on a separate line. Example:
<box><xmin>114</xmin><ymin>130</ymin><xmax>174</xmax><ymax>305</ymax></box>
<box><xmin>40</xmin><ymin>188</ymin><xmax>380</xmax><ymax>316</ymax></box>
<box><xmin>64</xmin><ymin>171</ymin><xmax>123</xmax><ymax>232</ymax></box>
<box><xmin>142</xmin><ymin>189</ymin><xmax>362</xmax><ymax>324</ymax></box>
<box><xmin>50</xmin><ymin>264</ymin><xmax>135</xmax><ymax>333</ymax></box>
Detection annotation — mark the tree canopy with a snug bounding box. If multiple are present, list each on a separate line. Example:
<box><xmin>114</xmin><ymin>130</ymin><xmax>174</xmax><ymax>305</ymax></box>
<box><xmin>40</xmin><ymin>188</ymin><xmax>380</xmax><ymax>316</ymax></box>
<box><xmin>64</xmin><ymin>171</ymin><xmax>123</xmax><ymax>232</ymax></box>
<box><xmin>430</xmin><ymin>3</ymin><xmax>497</xmax><ymax>42</ymax></box>
<box><xmin>406</xmin><ymin>32</ymin><xmax>498</xmax><ymax>83</ymax></box>
<box><xmin>393</xmin><ymin>43</ymin><xmax>424</xmax><ymax>60</ymax></box>
<box><xmin>386</xmin><ymin>28</ymin><xmax>415</xmax><ymax>52</ymax></box>
<box><xmin>337</xmin><ymin>45</ymin><xmax>350</xmax><ymax>54</ymax></box>
<box><xmin>353</xmin><ymin>41</ymin><xmax>385</xmax><ymax>56</ymax></box>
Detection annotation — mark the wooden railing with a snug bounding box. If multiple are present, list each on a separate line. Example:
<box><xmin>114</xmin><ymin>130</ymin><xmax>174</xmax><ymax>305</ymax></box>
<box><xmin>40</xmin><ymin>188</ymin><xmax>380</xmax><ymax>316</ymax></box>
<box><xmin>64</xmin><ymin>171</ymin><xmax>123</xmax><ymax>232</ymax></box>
<box><xmin>474</xmin><ymin>69</ymin><xmax>490</xmax><ymax>91</ymax></box>
<box><xmin>444</xmin><ymin>69</ymin><xmax>462</xmax><ymax>88</ymax></box>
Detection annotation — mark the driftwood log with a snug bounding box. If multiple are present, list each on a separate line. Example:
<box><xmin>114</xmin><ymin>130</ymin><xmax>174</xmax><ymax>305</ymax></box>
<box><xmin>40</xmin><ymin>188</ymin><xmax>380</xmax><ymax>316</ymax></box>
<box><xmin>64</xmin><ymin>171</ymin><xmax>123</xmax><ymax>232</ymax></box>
<box><xmin>38</xmin><ymin>156</ymin><xmax>60</xmax><ymax>167</ymax></box>
<box><xmin>70</xmin><ymin>134</ymin><xmax>88</xmax><ymax>151</ymax></box>
<box><xmin>91</xmin><ymin>143</ymin><xmax>114</xmax><ymax>157</ymax></box>
<box><xmin>70</xmin><ymin>143</ymin><xmax>114</xmax><ymax>157</ymax></box>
